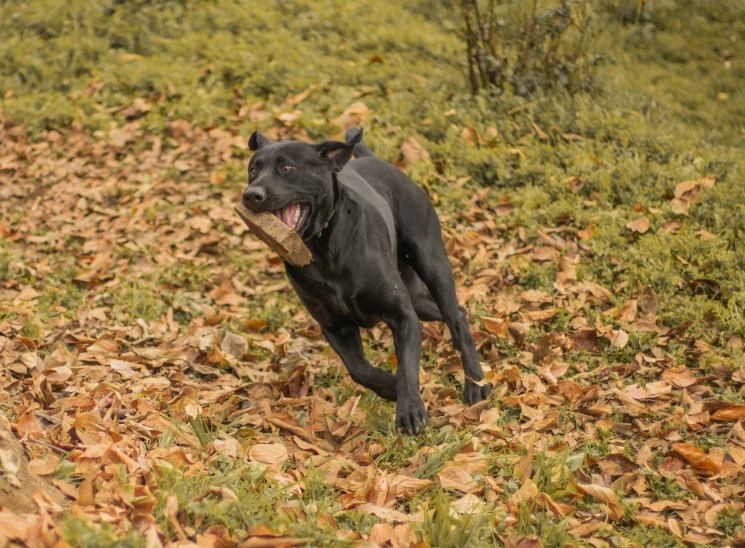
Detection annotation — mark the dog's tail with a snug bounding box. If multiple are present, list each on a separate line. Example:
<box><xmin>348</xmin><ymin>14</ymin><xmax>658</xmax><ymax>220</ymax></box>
<box><xmin>345</xmin><ymin>127</ymin><xmax>375</xmax><ymax>158</ymax></box>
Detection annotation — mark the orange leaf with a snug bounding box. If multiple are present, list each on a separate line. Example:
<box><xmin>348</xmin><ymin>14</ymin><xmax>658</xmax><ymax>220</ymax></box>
<box><xmin>481</xmin><ymin>316</ymin><xmax>509</xmax><ymax>338</ymax></box>
<box><xmin>711</xmin><ymin>404</ymin><xmax>745</xmax><ymax>421</ymax></box>
<box><xmin>671</xmin><ymin>443</ymin><xmax>722</xmax><ymax>473</ymax></box>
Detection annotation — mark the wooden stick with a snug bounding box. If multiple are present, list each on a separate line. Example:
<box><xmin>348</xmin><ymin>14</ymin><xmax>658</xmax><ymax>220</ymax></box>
<box><xmin>234</xmin><ymin>202</ymin><xmax>312</xmax><ymax>267</ymax></box>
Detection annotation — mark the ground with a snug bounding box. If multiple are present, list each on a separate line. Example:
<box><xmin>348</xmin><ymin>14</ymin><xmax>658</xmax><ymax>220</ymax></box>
<box><xmin>1</xmin><ymin>0</ymin><xmax>745</xmax><ymax>546</ymax></box>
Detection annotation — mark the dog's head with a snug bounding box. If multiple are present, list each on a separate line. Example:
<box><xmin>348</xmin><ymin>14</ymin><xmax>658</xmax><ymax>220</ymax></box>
<box><xmin>242</xmin><ymin>129</ymin><xmax>363</xmax><ymax>239</ymax></box>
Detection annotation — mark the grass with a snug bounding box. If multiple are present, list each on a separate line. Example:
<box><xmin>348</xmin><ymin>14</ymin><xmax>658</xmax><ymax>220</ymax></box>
<box><xmin>153</xmin><ymin>460</ymin><xmax>342</xmax><ymax>545</ymax></box>
<box><xmin>111</xmin><ymin>283</ymin><xmax>169</xmax><ymax>323</ymax></box>
<box><xmin>64</xmin><ymin>517</ymin><xmax>145</xmax><ymax>548</ymax></box>
<box><xmin>419</xmin><ymin>490</ymin><xmax>499</xmax><ymax>548</ymax></box>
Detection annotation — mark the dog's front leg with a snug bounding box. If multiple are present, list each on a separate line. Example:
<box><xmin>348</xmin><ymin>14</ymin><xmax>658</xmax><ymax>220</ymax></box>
<box><xmin>322</xmin><ymin>323</ymin><xmax>397</xmax><ymax>401</ymax></box>
<box><xmin>388</xmin><ymin>310</ymin><xmax>428</xmax><ymax>435</ymax></box>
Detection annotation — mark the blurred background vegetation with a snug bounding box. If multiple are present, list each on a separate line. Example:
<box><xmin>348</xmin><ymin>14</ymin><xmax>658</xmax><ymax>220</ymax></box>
<box><xmin>1</xmin><ymin>0</ymin><xmax>745</xmax><ymax>339</ymax></box>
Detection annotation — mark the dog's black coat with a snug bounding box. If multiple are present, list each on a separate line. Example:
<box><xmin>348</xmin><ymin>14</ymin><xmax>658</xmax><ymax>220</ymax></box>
<box><xmin>243</xmin><ymin>128</ymin><xmax>490</xmax><ymax>434</ymax></box>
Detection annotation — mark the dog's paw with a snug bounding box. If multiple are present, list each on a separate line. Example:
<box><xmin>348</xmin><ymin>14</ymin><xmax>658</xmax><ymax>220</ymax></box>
<box><xmin>395</xmin><ymin>397</ymin><xmax>429</xmax><ymax>435</ymax></box>
<box><xmin>464</xmin><ymin>379</ymin><xmax>492</xmax><ymax>406</ymax></box>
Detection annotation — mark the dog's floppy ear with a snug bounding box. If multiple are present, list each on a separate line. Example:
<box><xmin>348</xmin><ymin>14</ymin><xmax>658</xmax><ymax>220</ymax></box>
<box><xmin>248</xmin><ymin>131</ymin><xmax>274</xmax><ymax>151</ymax></box>
<box><xmin>315</xmin><ymin>128</ymin><xmax>363</xmax><ymax>171</ymax></box>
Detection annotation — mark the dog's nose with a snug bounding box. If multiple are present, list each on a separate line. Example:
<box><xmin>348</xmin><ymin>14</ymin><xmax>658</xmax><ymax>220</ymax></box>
<box><xmin>242</xmin><ymin>187</ymin><xmax>266</xmax><ymax>207</ymax></box>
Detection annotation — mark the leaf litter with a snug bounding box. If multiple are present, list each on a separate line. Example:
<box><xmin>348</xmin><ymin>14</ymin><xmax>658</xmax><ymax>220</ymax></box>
<box><xmin>2</xmin><ymin>98</ymin><xmax>743</xmax><ymax>547</ymax></box>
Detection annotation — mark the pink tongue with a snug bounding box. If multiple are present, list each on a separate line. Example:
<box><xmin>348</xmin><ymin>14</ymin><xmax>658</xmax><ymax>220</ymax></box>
<box><xmin>281</xmin><ymin>204</ymin><xmax>297</xmax><ymax>228</ymax></box>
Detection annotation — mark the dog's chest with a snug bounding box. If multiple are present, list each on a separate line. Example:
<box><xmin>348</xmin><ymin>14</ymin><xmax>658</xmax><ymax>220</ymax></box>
<box><xmin>287</xmin><ymin>266</ymin><xmax>382</xmax><ymax>328</ymax></box>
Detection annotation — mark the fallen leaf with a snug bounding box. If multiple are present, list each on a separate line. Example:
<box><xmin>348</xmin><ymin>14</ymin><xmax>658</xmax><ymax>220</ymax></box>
<box><xmin>395</xmin><ymin>136</ymin><xmax>430</xmax><ymax>166</ymax></box>
<box><xmin>249</xmin><ymin>443</ymin><xmax>288</xmax><ymax>465</ymax></box>
<box><xmin>437</xmin><ymin>466</ymin><xmax>477</xmax><ymax>493</ymax></box>
<box><xmin>671</xmin><ymin>443</ymin><xmax>722</xmax><ymax>473</ymax></box>
<box><xmin>110</xmin><ymin>359</ymin><xmax>135</xmax><ymax>378</ymax></box>
<box><xmin>576</xmin><ymin>483</ymin><xmax>624</xmax><ymax>521</ymax></box>
<box><xmin>221</xmin><ymin>331</ymin><xmax>248</xmax><ymax>359</ymax></box>
<box><xmin>626</xmin><ymin>217</ymin><xmax>649</xmax><ymax>234</ymax></box>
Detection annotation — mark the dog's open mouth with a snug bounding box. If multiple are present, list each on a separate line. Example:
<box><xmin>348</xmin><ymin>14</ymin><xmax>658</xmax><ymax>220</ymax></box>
<box><xmin>272</xmin><ymin>202</ymin><xmax>309</xmax><ymax>232</ymax></box>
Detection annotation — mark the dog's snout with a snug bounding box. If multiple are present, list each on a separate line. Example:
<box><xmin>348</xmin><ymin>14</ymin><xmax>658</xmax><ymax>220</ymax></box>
<box><xmin>242</xmin><ymin>187</ymin><xmax>266</xmax><ymax>208</ymax></box>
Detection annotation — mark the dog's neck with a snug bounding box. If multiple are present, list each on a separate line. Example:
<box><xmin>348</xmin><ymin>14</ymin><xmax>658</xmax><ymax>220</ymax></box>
<box><xmin>307</xmin><ymin>172</ymin><xmax>342</xmax><ymax>240</ymax></box>
<box><xmin>302</xmin><ymin>175</ymin><xmax>358</xmax><ymax>263</ymax></box>
<box><xmin>325</xmin><ymin>172</ymin><xmax>340</xmax><ymax>228</ymax></box>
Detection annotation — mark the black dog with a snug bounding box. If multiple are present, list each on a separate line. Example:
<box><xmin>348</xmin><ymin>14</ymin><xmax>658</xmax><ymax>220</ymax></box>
<box><xmin>243</xmin><ymin>128</ymin><xmax>491</xmax><ymax>434</ymax></box>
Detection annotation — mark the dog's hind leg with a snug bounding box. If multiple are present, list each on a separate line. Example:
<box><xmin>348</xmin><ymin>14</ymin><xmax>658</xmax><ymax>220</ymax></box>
<box><xmin>404</xmin><ymin>217</ymin><xmax>492</xmax><ymax>406</ymax></box>
<box><xmin>322</xmin><ymin>323</ymin><xmax>397</xmax><ymax>401</ymax></box>
<box><xmin>401</xmin><ymin>264</ymin><xmax>473</xmax><ymax>323</ymax></box>
<box><xmin>400</xmin><ymin>264</ymin><xmax>442</xmax><ymax>321</ymax></box>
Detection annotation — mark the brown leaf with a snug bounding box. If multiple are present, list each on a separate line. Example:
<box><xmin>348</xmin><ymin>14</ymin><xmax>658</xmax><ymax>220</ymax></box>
<box><xmin>78</xmin><ymin>479</ymin><xmax>95</xmax><ymax>507</ymax></box>
<box><xmin>671</xmin><ymin>443</ymin><xmax>722</xmax><ymax>473</ymax></box>
<box><xmin>248</xmin><ymin>443</ymin><xmax>288</xmax><ymax>465</ymax></box>
<box><xmin>27</xmin><ymin>455</ymin><xmax>59</xmax><ymax>476</ymax></box>
<box><xmin>571</xmin><ymin>329</ymin><xmax>599</xmax><ymax>352</ymax></box>
<box><xmin>482</xmin><ymin>316</ymin><xmax>509</xmax><ymax>338</ymax></box>
<box><xmin>0</xmin><ymin>513</ymin><xmax>38</xmax><ymax>543</ymax></box>
<box><xmin>110</xmin><ymin>359</ymin><xmax>135</xmax><ymax>379</ymax></box>
<box><xmin>576</xmin><ymin>483</ymin><xmax>624</xmax><ymax>521</ymax></box>
<box><xmin>670</xmin><ymin>198</ymin><xmax>689</xmax><ymax>215</ymax></box>
<box><xmin>508</xmin><ymin>323</ymin><xmax>530</xmax><ymax>346</ymax></box>
<box><xmin>609</xmin><ymin>329</ymin><xmax>629</xmax><ymax>349</ymax></box>
<box><xmin>221</xmin><ymin>331</ymin><xmax>248</xmax><ymax>359</ymax></box>
<box><xmin>626</xmin><ymin>217</ymin><xmax>649</xmax><ymax>234</ymax></box>
<box><xmin>511</xmin><ymin>479</ymin><xmax>538</xmax><ymax>505</ymax></box>
<box><xmin>437</xmin><ymin>467</ymin><xmax>477</xmax><ymax>493</ymax></box>
<box><xmin>577</xmin><ymin>224</ymin><xmax>596</xmax><ymax>240</ymax></box>
<box><xmin>674</xmin><ymin>179</ymin><xmax>699</xmax><ymax>198</ymax></box>
<box><xmin>514</xmin><ymin>444</ymin><xmax>535</xmax><ymax>481</ymax></box>
<box><xmin>661</xmin><ymin>218</ymin><xmax>682</xmax><ymax>233</ymax></box>
<box><xmin>331</xmin><ymin>101</ymin><xmax>370</xmax><ymax>130</ymax></box>
<box><xmin>558</xmin><ymin>379</ymin><xmax>584</xmax><ymax>404</ymax></box>
<box><xmin>661</xmin><ymin>366</ymin><xmax>698</xmax><ymax>388</ymax></box>
<box><xmin>517</xmin><ymin>537</ymin><xmax>542</xmax><ymax>548</ymax></box>
<box><xmin>16</xmin><ymin>412</ymin><xmax>44</xmax><ymax>437</ymax></box>
<box><xmin>388</xmin><ymin>475</ymin><xmax>433</xmax><ymax>499</ymax></box>
<box><xmin>711</xmin><ymin>404</ymin><xmax>745</xmax><ymax>421</ymax></box>
<box><xmin>395</xmin><ymin>136</ymin><xmax>430</xmax><ymax>166</ymax></box>
<box><xmin>618</xmin><ymin>299</ymin><xmax>638</xmax><ymax>322</ymax></box>
<box><xmin>462</xmin><ymin>127</ymin><xmax>483</xmax><ymax>146</ymax></box>
<box><xmin>452</xmin><ymin>493</ymin><xmax>486</xmax><ymax>515</ymax></box>
<box><xmin>239</xmin><ymin>533</ymin><xmax>309</xmax><ymax>548</ymax></box>
<box><xmin>625</xmin><ymin>381</ymin><xmax>672</xmax><ymax>400</ymax></box>
<box><xmin>658</xmin><ymin>456</ymin><xmax>684</xmax><ymax>479</ymax></box>
<box><xmin>243</xmin><ymin>319</ymin><xmax>267</xmax><ymax>332</ymax></box>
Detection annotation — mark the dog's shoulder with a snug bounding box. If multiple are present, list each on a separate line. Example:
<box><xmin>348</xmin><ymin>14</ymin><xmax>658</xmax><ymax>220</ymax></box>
<box><xmin>337</xmin><ymin>168</ymin><xmax>397</xmax><ymax>252</ymax></box>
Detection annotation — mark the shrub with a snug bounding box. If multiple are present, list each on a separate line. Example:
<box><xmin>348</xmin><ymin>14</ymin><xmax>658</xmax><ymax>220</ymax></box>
<box><xmin>459</xmin><ymin>0</ymin><xmax>597</xmax><ymax>96</ymax></box>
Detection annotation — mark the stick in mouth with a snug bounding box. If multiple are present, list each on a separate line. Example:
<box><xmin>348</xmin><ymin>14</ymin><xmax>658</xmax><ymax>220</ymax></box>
<box><xmin>234</xmin><ymin>202</ymin><xmax>312</xmax><ymax>266</ymax></box>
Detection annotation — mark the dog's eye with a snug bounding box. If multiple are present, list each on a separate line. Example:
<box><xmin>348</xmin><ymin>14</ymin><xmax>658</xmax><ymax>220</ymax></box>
<box><xmin>281</xmin><ymin>165</ymin><xmax>294</xmax><ymax>173</ymax></box>
<box><xmin>249</xmin><ymin>168</ymin><xmax>257</xmax><ymax>178</ymax></box>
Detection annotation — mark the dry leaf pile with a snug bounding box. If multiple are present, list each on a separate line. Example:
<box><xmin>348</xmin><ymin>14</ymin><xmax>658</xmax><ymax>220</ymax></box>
<box><xmin>1</xmin><ymin>96</ymin><xmax>745</xmax><ymax>548</ymax></box>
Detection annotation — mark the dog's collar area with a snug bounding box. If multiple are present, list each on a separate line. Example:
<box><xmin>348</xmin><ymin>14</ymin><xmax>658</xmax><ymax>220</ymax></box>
<box><xmin>317</xmin><ymin>175</ymin><xmax>341</xmax><ymax>238</ymax></box>
<box><xmin>318</xmin><ymin>204</ymin><xmax>336</xmax><ymax>238</ymax></box>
